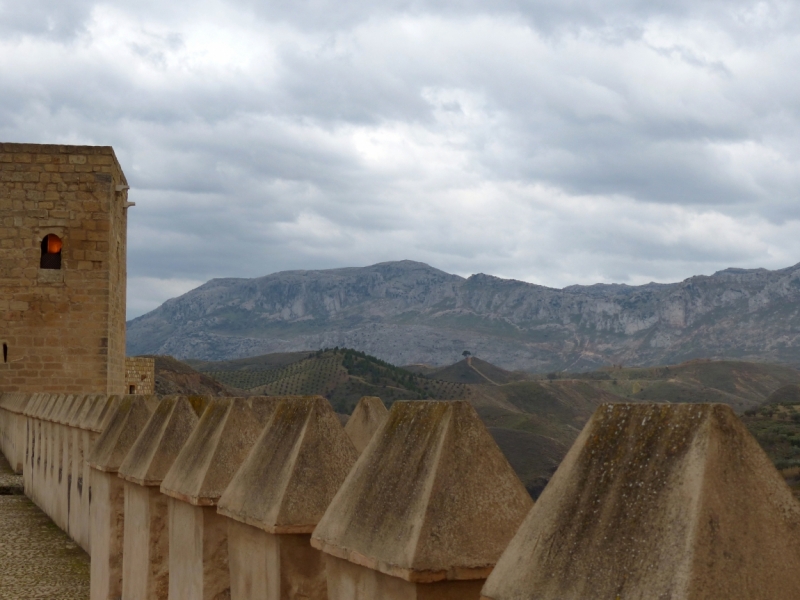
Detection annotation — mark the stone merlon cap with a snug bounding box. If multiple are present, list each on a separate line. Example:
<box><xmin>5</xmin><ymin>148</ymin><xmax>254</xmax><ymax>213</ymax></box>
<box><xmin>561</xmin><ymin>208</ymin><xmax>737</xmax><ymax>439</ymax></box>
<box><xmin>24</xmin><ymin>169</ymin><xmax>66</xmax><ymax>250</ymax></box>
<box><xmin>344</xmin><ymin>396</ymin><xmax>388</xmax><ymax>454</ymax></box>
<box><xmin>217</xmin><ymin>396</ymin><xmax>358</xmax><ymax>534</ymax></box>
<box><xmin>160</xmin><ymin>397</ymin><xmax>280</xmax><ymax>506</ymax></box>
<box><xmin>86</xmin><ymin>395</ymin><xmax>121</xmax><ymax>433</ymax></box>
<box><xmin>88</xmin><ymin>395</ymin><xmax>160</xmax><ymax>473</ymax></box>
<box><xmin>54</xmin><ymin>395</ymin><xmax>79</xmax><ymax>424</ymax></box>
<box><xmin>49</xmin><ymin>394</ymin><xmax>71</xmax><ymax>423</ymax></box>
<box><xmin>40</xmin><ymin>394</ymin><xmax>61</xmax><ymax>422</ymax></box>
<box><xmin>311</xmin><ymin>400</ymin><xmax>533</xmax><ymax>583</ymax></box>
<box><xmin>66</xmin><ymin>395</ymin><xmax>91</xmax><ymax>428</ymax></box>
<box><xmin>22</xmin><ymin>393</ymin><xmax>46</xmax><ymax>418</ymax></box>
<box><xmin>118</xmin><ymin>395</ymin><xmax>208</xmax><ymax>486</ymax></box>
<box><xmin>74</xmin><ymin>394</ymin><xmax>106</xmax><ymax>431</ymax></box>
<box><xmin>0</xmin><ymin>393</ymin><xmax>33</xmax><ymax>415</ymax></box>
<box><xmin>480</xmin><ymin>403</ymin><xmax>800</xmax><ymax>600</ymax></box>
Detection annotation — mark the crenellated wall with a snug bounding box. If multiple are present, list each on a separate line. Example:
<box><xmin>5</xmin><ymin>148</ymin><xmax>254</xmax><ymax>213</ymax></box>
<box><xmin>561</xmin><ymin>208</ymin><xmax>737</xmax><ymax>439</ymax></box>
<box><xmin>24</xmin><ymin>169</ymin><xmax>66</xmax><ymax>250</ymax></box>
<box><xmin>4</xmin><ymin>393</ymin><xmax>800</xmax><ymax>600</ymax></box>
<box><xmin>0</xmin><ymin>392</ymin><xmax>120</xmax><ymax>553</ymax></box>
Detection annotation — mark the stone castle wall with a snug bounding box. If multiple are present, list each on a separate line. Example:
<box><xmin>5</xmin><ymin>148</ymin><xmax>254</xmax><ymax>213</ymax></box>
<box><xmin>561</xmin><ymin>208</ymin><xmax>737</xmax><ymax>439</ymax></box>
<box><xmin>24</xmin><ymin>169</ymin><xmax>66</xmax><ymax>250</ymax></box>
<box><xmin>125</xmin><ymin>357</ymin><xmax>155</xmax><ymax>395</ymax></box>
<box><xmin>0</xmin><ymin>144</ymin><xmax>129</xmax><ymax>395</ymax></box>
<box><xmin>4</xmin><ymin>393</ymin><xmax>800</xmax><ymax>600</ymax></box>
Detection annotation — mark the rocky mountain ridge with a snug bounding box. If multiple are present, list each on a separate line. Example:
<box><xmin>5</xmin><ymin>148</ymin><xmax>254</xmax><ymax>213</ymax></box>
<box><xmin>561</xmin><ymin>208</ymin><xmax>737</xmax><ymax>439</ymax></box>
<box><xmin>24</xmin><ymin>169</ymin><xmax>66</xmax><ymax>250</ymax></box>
<box><xmin>127</xmin><ymin>260</ymin><xmax>800</xmax><ymax>371</ymax></box>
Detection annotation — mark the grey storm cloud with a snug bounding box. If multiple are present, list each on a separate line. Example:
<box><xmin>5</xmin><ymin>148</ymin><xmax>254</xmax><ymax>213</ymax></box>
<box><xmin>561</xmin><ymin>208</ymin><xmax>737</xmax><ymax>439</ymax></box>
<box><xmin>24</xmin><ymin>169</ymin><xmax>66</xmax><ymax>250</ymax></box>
<box><xmin>2</xmin><ymin>0</ymin><xmax>800</xmax><ymax>318</ymax></box>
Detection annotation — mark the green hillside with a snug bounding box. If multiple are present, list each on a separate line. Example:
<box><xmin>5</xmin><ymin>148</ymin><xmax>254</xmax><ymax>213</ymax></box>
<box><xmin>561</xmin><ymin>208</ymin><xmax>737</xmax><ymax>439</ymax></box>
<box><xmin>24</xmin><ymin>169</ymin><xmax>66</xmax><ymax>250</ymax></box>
<box><xmin>558</xmin><ymin>359</ymin><xmax>800</xmax><ymax>413</ymax></box>
<box><xmin>737</xmin><ymin>383</ymin><xmax>800</xmax><ymax>499</ymax></box>
<box><xmin>195</xmin><ymin>348</ymin><xmax>470</xmax><ymax>414</ymax></box>
<box><xmin>186</xmin><ymin>351</ymin><xmax>309</xmax><ymax>373</ymax></box>
<box><xmin>189</xmin><ymin>351</ymin><xmax>800</xmax><ymax>499</ymax></box>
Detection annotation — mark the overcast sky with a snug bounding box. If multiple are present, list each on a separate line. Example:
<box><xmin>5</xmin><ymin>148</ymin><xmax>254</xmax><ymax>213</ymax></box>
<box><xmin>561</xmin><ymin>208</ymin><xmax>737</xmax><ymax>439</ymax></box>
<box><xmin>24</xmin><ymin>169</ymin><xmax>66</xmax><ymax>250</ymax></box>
<box><xmin>3</xmin><ymin>0</ymin><xmax>800</xmax><ymax>318</ymax></box>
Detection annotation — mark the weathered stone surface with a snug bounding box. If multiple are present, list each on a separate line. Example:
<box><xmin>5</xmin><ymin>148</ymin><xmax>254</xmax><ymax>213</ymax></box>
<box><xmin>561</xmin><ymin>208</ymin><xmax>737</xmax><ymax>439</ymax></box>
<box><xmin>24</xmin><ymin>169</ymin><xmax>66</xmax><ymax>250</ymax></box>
<box><xmin>160</xmin><ymin>396</ymin><xmax>278</xmax><ymax>506</ymax></box>
<box><xmin>122</xmin><ymin>482</ymin><xmax>170</xmax><ymax>600</ymax></box>
<box><xmin>311</xmin><ymin>400</ymin><xmax>532</xmax><ymax>583</ymax></box>
<box><xmin>481</xmin><ymin>403</ymin><xmax>800</xmax><ymax>600</ymax></box>
<box><xmin>66</xmin><ymin>394</ymin><xmax>91</xmax><ymax>428</ymax></box>
<box><xmin>218</xmin><ymin>396</ymin><xmax>358</xmax><ymax>534</ymax></box>
<box><xmin>168</xmin><ymin>499</ymin><xmax>230</xmax><ymax>600</ymax></box>
<box><xmin>83</xmin><ymin>394</ymin><xmax>121</xmax><ymax>433</ymax></box>
<box><xmin>325</xmin><ymin>554</ymin><xmax>484</xmax><ymax>600</ymax></box>
<box><xmin>90</xmin><ymin>469</ymin><xmax>125</xmax><ymax>600</ymax></box>
<box><xmin>118</xmin><ymin>395</ymin><xmax>207</xmax><ymax>486</ymax></box>
<box><xmin>344</xmin><ymin>396</ymin><xmax>388</xmax><ymax>454</ymax></box>
<box><xmin>73</xmin><ymin>393</ymin><xmax>106</xmax><ymax>430</ymax></box>
<box><xmin>0</xmin><ymin>392</ymin><xmax>32</xmax><ymax>415</ymax></box>
<box><xmin>228</xmin><ymin>520</ymin><xmax>327</xmax><ymax>600</ymax></box>
<box><xmin>88</xmin><ymin>395</ymin><xmax>159</xmax><ymax>473</ymax></box>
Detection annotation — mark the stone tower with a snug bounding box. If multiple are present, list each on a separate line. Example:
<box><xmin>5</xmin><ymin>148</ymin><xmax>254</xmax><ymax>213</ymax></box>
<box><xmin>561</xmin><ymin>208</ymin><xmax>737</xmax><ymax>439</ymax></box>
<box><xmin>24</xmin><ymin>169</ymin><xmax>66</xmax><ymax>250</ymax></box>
<box><xmin>0</xmin><ymin>143</ymin><xmax>130</xmax><ymax>394</ymax></box>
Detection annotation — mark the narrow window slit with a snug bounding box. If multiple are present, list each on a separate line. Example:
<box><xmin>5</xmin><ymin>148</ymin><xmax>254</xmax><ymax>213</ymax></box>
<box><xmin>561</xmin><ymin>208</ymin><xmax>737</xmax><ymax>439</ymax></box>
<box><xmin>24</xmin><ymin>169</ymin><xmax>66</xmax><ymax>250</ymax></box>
<box><xmin>40</xmin><ymin>234</ymin><xmax>62</xmax><ymax>270</ymax></box>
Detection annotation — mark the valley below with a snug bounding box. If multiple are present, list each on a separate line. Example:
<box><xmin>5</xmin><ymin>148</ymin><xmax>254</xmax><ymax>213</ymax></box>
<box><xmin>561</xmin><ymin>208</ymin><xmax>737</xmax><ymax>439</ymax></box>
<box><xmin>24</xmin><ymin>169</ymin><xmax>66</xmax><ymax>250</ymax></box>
<box><xmin>148</xmin><ymin>349</ymin><xmax>800</xmax><ymax>499</ymax></box>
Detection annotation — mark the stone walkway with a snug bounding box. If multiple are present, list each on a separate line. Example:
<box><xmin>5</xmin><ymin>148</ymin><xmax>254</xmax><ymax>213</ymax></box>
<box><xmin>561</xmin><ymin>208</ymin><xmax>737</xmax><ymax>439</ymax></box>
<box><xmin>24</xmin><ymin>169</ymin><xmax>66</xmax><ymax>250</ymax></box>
<box><xmin>0</xmin><ymin>453</ymin><xmax>90</xmax><ymax>599</ymax></box>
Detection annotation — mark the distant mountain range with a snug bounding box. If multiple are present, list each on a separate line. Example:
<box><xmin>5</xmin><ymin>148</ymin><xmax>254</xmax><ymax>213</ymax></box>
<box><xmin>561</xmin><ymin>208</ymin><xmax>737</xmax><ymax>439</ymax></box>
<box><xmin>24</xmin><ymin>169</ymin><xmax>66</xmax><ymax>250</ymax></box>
<box><xmin>127</xmin><ymin>259</ymin><xmax>800</xmax><ymax>372</ymax></box>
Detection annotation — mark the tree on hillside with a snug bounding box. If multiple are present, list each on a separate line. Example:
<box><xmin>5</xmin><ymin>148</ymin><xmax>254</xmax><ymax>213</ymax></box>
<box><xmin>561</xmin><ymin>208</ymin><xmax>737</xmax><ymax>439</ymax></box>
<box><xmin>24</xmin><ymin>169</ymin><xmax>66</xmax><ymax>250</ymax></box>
<box><xmin>462</xmin><ymin>350</ymin><xmax>472</xmax><ymax>358</ymax></box>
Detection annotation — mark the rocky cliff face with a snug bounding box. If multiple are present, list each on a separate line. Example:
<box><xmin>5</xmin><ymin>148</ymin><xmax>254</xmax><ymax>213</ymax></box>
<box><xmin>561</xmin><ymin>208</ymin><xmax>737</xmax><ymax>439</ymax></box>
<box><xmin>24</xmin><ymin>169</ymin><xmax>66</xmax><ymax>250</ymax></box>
<box><xmin>126</xmin><ymin>260</ymin><xmax>800</xmax><ymax>371</ymax></box>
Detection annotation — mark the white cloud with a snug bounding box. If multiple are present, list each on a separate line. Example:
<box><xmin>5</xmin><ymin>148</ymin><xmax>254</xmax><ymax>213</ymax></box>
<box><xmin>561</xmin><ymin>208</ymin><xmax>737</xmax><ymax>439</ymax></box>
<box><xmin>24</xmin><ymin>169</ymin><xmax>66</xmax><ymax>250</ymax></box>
<box><xmin>2</xmin><ymin>0</ymin><xmax>800</xmax><ymax>318</ymax></box>
<box><xmin>127</xmin><ymin>276</ymin><xmax>207</xmax><ymax>316</ymax></box>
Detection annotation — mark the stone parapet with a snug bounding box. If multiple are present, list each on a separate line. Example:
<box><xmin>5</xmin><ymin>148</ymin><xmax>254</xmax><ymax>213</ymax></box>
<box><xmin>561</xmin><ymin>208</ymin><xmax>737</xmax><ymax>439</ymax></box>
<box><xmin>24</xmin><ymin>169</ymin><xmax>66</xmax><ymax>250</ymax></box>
<box><xmin>312</xmin><ymin>400</ymin><xmax>533</xmax><ymax>599</ymax></box>
<box><xmin>160</xmin><ymin>396</ymin><xmax>278</xmax><ymax>506</ymax></box>
<box><xmin>88</xmin><ymin>395</ymin><xmax>161</xmax><ymax>599</ymax></box>
<box><xmin>14</xmin><ymin>392</ymin><xmax>122</xmax><ymax>552</ymax></box>
<box><xmin>480</xmin><ymin>403</ymin><xmax>800</xmax><ymax>600</ymax></box>
<box><xmin>118</xmin><ymin>396</ymin><xmax>207</xmax><ymax>487</ymax></box>
<box><xmin>6</xmin><ymin>393</ymin><xmax>800</xmax><ymax>600</ymax></box>
<box><xmin>218</xmin><ymin>396</ymin><xmax>358</xmax><ymax>600</ymax></box>
<box><xmin>113</xmin><ymin>396</ymin><xmax>207</xmax><ymax>599</ymax></box>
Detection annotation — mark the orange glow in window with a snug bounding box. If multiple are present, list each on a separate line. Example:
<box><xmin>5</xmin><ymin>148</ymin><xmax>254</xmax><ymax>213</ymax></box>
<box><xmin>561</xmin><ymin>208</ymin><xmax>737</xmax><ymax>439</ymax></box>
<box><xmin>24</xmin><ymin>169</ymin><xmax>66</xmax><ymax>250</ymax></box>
<box><xmin>46</xmin><ymin>234</ymin><xmax>62</xmax><ymax>254</ymax></box>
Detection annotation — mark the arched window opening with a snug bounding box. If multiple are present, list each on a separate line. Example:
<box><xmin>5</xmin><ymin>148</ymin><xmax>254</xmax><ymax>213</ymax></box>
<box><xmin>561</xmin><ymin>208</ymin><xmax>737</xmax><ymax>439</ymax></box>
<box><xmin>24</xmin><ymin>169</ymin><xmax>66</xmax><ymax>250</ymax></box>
<box><xmin>40</xmin><ymin>234</ymin><xmax>63</xmax><ymax>270</ymax></box>
<box><xmin>2</xmin><ymin>343</ymin><xmax>7</xmax><ymax>363</ymax></box>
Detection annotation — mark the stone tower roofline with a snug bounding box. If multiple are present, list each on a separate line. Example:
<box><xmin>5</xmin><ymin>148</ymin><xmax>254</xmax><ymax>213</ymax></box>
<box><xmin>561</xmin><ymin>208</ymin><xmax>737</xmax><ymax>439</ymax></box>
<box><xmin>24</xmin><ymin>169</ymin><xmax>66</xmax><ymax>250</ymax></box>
<box><xmin>1</xmin><ymin>143</ymin><xmax>129</xmax><ymax>186</ymax></box>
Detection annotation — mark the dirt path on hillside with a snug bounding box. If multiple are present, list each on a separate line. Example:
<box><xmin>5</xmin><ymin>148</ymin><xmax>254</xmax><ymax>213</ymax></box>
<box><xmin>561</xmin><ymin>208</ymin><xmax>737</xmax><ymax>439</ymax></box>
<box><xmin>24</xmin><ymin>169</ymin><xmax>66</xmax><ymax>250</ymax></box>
<box><xmin>467</xmin><ymin>356</ymin><xmax>501</xmax><ymax>386</ymax></box>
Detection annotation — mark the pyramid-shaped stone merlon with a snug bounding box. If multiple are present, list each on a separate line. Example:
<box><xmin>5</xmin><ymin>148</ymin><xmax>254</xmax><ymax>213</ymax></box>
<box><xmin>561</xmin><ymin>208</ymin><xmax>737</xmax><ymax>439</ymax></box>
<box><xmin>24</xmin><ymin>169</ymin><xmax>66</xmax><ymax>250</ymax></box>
<box><xmin>160</xmin><ymin>397</ymin><xmax>280</xmax><ymax>506</ymax></box>
<box><xmin>344</xmin><ymin>396</ymin><xmax>388</xmax><ymax>454</ymax></box>
<box><xmin>118</xmin><ymin>395</ymin><xmax>208</xmax><ymax>486</ymax></box>
<box><xmin>312</xmin><ymin>400</ymin><xmax>533</xmax><ymax>583</ymax></box>
<box><xmin>89</xmin><ymin>395</ymin><xmax>163</xmax><ymax>600</ymax></box>
<box><xmin>481</xmin><ymin>403</ymin><xmax>800</xmax><ymax>600</ymax></box>
<box><xmin>88</xmin><ymin>395</ymin><xmax>160</xmax><ymax>473</ymax></box>
<box><xmin>217</xmin><ymin>396</ymin><xmax>359</xmax><ymax>533</ymax></box>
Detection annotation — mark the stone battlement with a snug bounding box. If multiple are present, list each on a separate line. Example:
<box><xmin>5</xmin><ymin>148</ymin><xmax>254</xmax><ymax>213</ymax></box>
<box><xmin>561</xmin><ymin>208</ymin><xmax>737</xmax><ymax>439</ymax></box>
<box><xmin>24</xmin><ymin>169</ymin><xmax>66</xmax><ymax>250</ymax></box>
<box><xmin>4</xmin><ymin>392</ymin><xmax>800</xmax><ymax>600</ymax></box>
